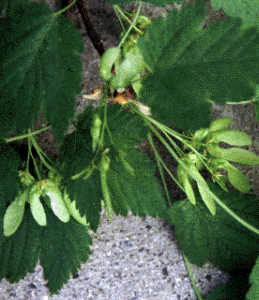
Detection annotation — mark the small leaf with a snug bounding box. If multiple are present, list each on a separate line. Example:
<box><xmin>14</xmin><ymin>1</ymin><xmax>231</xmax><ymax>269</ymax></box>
<box><xmin>19</xmin><ymin>171</ymin><xmax>35</xmax><ymax>187</ymax></box>
<box><xmin>211</xmin><ymin>130</ymin><xmax>252</xmax><ymax>146</ymax></box>
<box><xmin>209</xmin><ymin>117</ymin><xmax>232</xmax><ymax>132</ymax></box>
<box><xmin>3</xmin><ymin>190</ymin><xmax>28</xmax><ymax>237</ymax></box>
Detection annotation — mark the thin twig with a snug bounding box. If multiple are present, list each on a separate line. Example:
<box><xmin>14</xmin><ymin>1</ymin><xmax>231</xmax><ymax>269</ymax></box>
<box><xmin>75</xmin><ymin>0</ymin><xmax>106</xmax><ymax>56</ymax></box>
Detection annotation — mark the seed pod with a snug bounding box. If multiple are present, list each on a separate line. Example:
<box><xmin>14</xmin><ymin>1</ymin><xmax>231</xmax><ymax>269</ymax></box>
<box><xmin>193</xmin><ymin>128</ymin><xmax>210</xmax><ymax>141</ymax></box>
<box><xmin>99</xmin><ymin>153</ymin><xmax>113</xmax><ymax>221</ymax></box>
<box><xmin>209</xmin><ymin>117</ymin><xmax>232</xmax><ymax>132</ymax></box>
<box><xmin>224</xmin><ymin>163</ymin><xmax>251</xmax><ymax>193</ymax></box>
<box><xmin>3</xmin><ymin>189</ymin><xmax>28</xmax><ymax>237</ymax></box>
<box><xmin>208</xmin><ymin>145</ymin><xmax>259</xmax><ymax>165</ymax></box>
<box><xmin>189</xmin><ymin>165</ymin><xmax>216</xmax><ymax>215</ymax></box>
<box><xmin>19</xmin><ymin>171</ymin><xmax>35</xmax><ymax>187</ymax></box>
<box><xmin>110</xmin><ymin>51</ymin><xmax>145</xmax><ymax>89</ymax></box>
<box><xmin>99</xmin><ymin>47</ymin><xmax>121</xmax><ymax>81</ymax></box>
<box><xmin>136</xmin><ymin>14</ymin><xmax>152</xmax><ymax>28</ymax></box>
<box><xmin>210</xmin><ymin>130</ymin><xmax>252</xmax><ymax>146</ymax></box>
<box><xmin>30</xmin><ymin>190</ymin><xmax>47</xmax><ymax>226</ymax></box>
<box><xmin>177</xmin><ymin>163</ymin><xmax>196</xmax><ymax>205</ymax></box>
<box><xmin>44</xmin><ymin>180</ymin><xmax>70</xmax><ymax>223</ymax></box>
<box><xmin>91</xmin><ymin>113</ymin><xmax>102</xmax><ymax>152</ymax></box>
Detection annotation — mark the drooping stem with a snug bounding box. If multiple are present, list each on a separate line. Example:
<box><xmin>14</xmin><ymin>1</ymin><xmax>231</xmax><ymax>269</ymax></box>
<box><xmin>28</xmin><ymin>130</ymin><xmax>59</xmax><ymax>177</ymax></box>
<box><xmin>183</xmin><ymin>253</ymin><xmax>204</xmax><ymax>300</ymax></box>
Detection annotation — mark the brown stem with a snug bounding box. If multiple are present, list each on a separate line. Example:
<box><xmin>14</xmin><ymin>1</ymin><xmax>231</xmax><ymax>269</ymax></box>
<box><xmin>75</xmin><ymin>0</ymin><xmax>106</xmax><ymax>56</ymax></box>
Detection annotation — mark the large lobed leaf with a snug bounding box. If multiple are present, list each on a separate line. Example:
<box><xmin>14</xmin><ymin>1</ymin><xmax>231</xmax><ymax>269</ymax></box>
<box><xmin>210</xmin><ymin>0</ymin><xmax>259</xmax><ymax>29</ymax></box>
<box><xmin>60</xmin><ymin>103</ymin><xmax>150</xmax><ymax>230</ymax></box>
<box><xmin>204</xmin><ymin>274</ymin><xmax>250</xmax><ymax>299</ymax></box>
<box><xmin>106</xmin><ymin>147</ymin><xmax>171</xmax><ymax>221</ymax></box>
<box><xmin>40</xmin><ymin>204</ymin><xmax>92</xmax><ymax>295</ymax></box>
<box><xmin>246</xmin><ymin>255</ymin><xmax>259</xmax><ymax>299</ymax></box>
<box><xmin>104</xmin><ymin>103</ymin><xmax>149</xmax><ymax>149</ymax></box>
<box><xmin>139</xmin><ymin>0</ymin><xmax>259</xmax><ymax>131</ymax></box>
<box><xmin>170</xmin><ymin>181</ymin><xmax>259</xmax><ymax>274</ymax></box>
<box><xmin>0</xmin><ymin>141</ymin><xmax>20</xmax><ymax>210</ymax></box>
<box><xmin>0</xmin><ymin>1</ymin><xmax>83</xmax><ymax>142</ymax></box>
<box><xmin>59</xmin><ymin>106</ymin><xmax>102</xmax><ymax>232</ymax></box>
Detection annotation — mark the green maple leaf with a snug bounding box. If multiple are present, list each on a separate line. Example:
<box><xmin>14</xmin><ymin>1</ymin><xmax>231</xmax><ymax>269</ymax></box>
<box><xmin>106</xmin><ymin>147</ymin><xmax>170</xmax><ymax>220</ymax></box>
<box><xmin>139</xmin><ymin>1</ymin><xmax>259</xmax><ymax>131</ymax></box>
<box><xmin>40</xmin><ymin>204</ymin><xmax>92</xmax><ymax>295</ymax></box>
<box><xmin>170</xmin><ymin>181</ymin><xmax>259</xmax><ymax>273</ymax></box>
<box><xmin>210</xmin><ymin>0</ymin><xmax>259</xmax><ymax>28</ymax></box>
<box><xmin>0</xmin><ymin>1</ymin><xmax>83</xmax><ymax>142</ymax></box>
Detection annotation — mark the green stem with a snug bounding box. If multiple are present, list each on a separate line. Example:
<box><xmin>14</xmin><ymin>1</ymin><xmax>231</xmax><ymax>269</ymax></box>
<box><xmin>114</xmin><ymin>6</ymin><xmax>127</xmax><ymax>34</ymax></box>
<box><xmin>5</xmin><ymin>126</ymin><xmax>51</xmax><ymax>143</ymax></box>
<box><xmin>163</xmin><ymin>130</ymin><xmax>185</xmax><ymax>157</ymax></box>
<box><xmin>54</xmin><ymin>0</ymin><xmax>77</xmax><ymax>16</ymax></box>
<box><xmin>29</xmin><ymin>130</ymin><xmax>59</xmax><ymax>177</ymax></box>
<box><xmin>183</xmin><ymin>253</ymin><xmax>203</xmax><ymax>300</ymax></box>
<box><xmin>28</xmin><ymin>137</ymin><xmax>41</xmax><ymax>180</ymax></box>
<box><xmin>159</xmin><ymin>158</ymin><xmax>184</xmax><ymax>191</ymax></box>
<box><xmin>113</xmin><ymin>3</ymin><xmax>143</xmax><ymax>39</ymax></box>
<box><xmin>147</xmin><ymin>132</ymin><xmax>171</xmax><ymax>206</ymax></box>
<box><xmin>226</xmin><ymin>98</ymin><xmax>259</xmax><ymax>105</ymax></box>
<box><xmin>115</xmin><ymin>2</ymin><xmax>143</xmax><ymax>48</ymax></box>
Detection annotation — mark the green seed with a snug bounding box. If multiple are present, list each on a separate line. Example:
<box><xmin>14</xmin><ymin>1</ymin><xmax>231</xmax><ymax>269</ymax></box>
<box><xmin>209</xmin><ymin>117</ymin><xmax>232</xmax><ymax>132</ymax></box>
